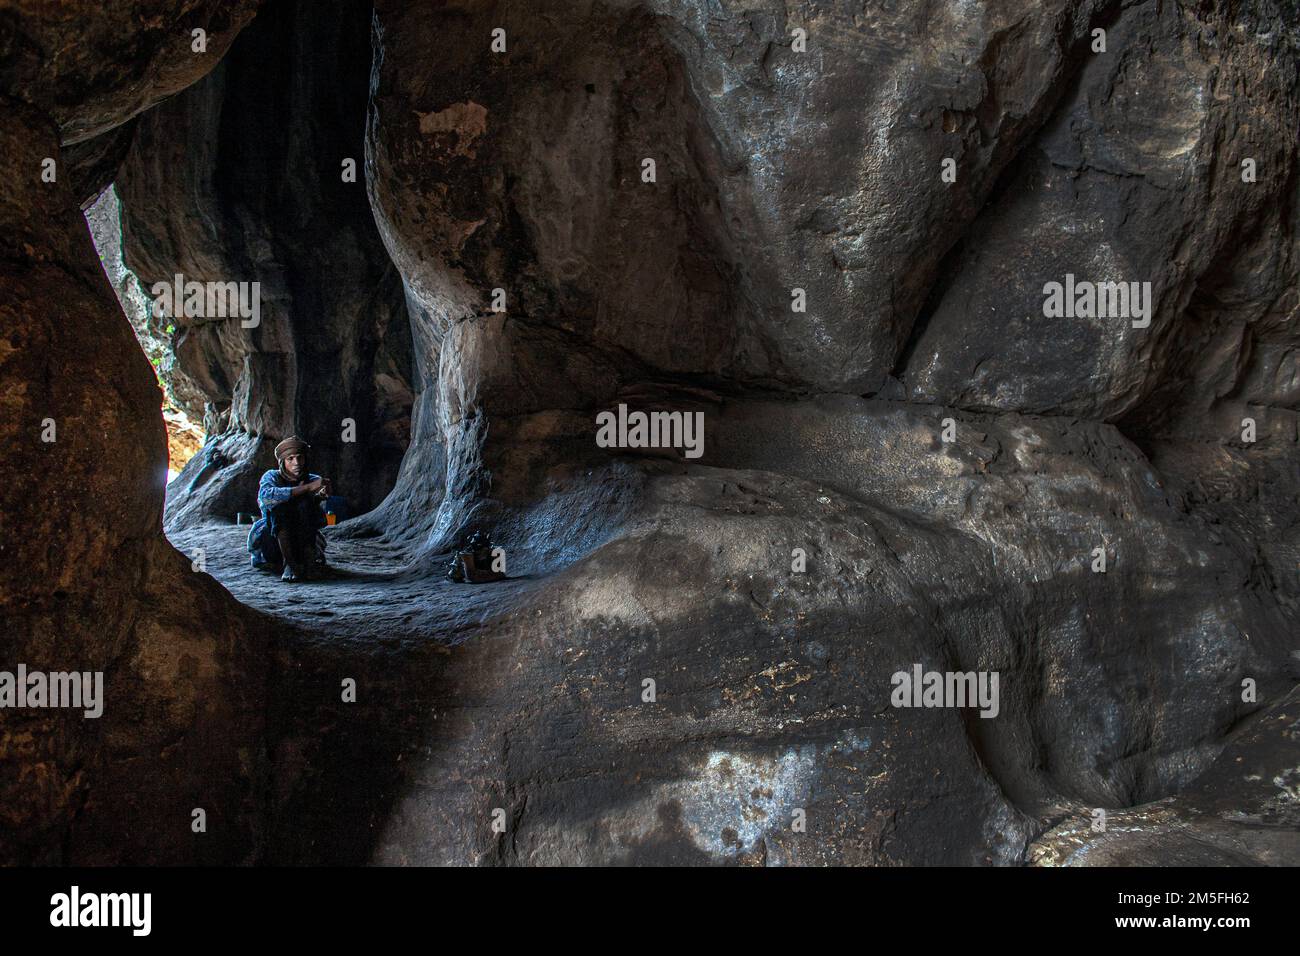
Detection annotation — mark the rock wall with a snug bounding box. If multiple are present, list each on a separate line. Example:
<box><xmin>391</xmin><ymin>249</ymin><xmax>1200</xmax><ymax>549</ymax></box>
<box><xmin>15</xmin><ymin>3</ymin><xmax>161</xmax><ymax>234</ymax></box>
<box><xmin>116</xmin><ymin>0</ymin><xmax>413</xmax><ymax>525</ymax></box>
<box><xmin>350</xmin><ymin>0</ymin><xmax>1299</xmax><ymax>862</ymax></box>
<box><xmin>0</xmin><ymin>0</ymin><xmax>1296</xmax><ymax>866</ymax></box>
<box><xmin>0</xmin><ymin>1</ymin><xmax>266</xmax><ymax>865</ymax></box>
<box><xmin>0</xmin><ymin>0</ymin><xmax>258</xmax><ymax>145</ymax></box>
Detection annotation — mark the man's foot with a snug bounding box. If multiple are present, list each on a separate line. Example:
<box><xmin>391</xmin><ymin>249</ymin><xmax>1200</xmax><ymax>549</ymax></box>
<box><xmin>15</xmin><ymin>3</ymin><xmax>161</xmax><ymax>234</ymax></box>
<box><xmin>281</xmin><ymin>565</ymin><xmax>301</xmax><ymax>582</ymax></box>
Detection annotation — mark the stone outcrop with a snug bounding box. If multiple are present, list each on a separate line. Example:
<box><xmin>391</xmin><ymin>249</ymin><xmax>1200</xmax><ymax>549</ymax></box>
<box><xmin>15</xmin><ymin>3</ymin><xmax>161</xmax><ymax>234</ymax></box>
<box><xmin>115</xmin><ymin>0</ymin><xmax>413</xmax><ymax>525</ymax></box>
<box><xmin>0</xmin><ymin>1</ymin><xmax>265</xmax><ymax>864</ymax></box>
<box><xmin>0</xmin><ymin>0</ymin><xmax>259</xmax><ymax>145</ymax></box>
<box><xmin>0</xmin><ymin>0</ymin><xmax>1296</xmax><ymax>866</ymax></box>
<box><xmin>1030</xmin><ymin>686</ymin><xmax>1300</xmax><ymax>866</ymax></box>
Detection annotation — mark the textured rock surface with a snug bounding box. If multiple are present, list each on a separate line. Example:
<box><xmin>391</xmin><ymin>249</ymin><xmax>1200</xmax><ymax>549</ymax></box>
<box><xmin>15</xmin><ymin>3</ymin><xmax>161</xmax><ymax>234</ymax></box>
<box><xmin>116</xmin><ymin>0</ymin><xmax>413</xmax><ymax>525</ymax></box>
<box><xmin>903</xmin><ymin>0</ymin><xmax>1300</xmax><ymax>426</ymax></box>
<box><xmin>339</xmin><ymin>0</ymin><xmax>1298</xmax><ymax>862</ymax></box>
<box><xmin>1</xmin><ymin>0</ymin><xmax>1298</xmax><ymax>866</ymax></box>
<box><xmin>0</xmin><ymin>0</ymin><xmax>259</xmax><ymax>144</ymax></box>
<box><xmin>175</xmin><ymin>398</ymin><xmax>1296</xmax><ymax>864</ymax></box>
<box><xmin>1030</xmin><ymin>686</ymin><xmax>1300</xmax><ymax>865</ymax></box>
<box><xmin>0</xmin><ymin>96</ymin><xmax>266</xmax><ymax>863</ymax></box>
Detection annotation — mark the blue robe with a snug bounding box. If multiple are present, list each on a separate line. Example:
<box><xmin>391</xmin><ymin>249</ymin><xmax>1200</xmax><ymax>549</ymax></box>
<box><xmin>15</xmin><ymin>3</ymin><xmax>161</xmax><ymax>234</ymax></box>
<box><xmin>247</xmin><ymin>469</ymin><xmax>326</xmax><ymax>569</ymax></box>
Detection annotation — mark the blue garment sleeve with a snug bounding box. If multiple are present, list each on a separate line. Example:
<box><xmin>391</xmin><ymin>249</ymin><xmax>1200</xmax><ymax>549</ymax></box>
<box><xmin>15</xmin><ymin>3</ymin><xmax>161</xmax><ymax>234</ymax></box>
<box><xmin>257</xmin><ymin>471</ymin><xmax>294</xmax><ymax>510</ymax></box>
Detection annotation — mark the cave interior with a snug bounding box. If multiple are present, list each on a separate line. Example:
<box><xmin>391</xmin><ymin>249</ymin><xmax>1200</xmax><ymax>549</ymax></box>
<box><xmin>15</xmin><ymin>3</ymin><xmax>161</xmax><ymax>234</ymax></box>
<box><xmin>0</xmin><ymin>0</ymin><xmax>1298</xmax><ymax>866</ymax></box>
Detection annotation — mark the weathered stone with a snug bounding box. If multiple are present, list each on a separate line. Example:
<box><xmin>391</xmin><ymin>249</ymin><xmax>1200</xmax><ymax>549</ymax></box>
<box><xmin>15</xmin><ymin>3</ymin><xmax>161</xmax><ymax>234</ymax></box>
<box><xmin>1030</xmin><ymin>686</ymin><xmax>1300</xmax><ymax>866</ymax></box>
<box><xmin>115</xmin><ymin>0</ymin><xmax>414</xmax><ymax>523</ymax></box>
<box><xmin>903</xmin><ymin>0</ymin><xmax>1300</xmax><ymax>425</ymax></box>
<box><xmin>0</xmin><ymin>97</ymin><xmax>266</xmax><ymax>865</ymax></box>
<box><xmin>1</xmin><ymin>0</ymin><xmax>1297</xmax><ymax>867</ymax></box>
<box><xmin>0</xmin><ymin>0</ymin><xmax>260</xmax><ymax>144</ymax></box>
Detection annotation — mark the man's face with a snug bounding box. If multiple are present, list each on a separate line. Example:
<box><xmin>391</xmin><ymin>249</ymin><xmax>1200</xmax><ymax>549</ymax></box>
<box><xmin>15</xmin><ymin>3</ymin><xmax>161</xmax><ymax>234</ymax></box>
<box><xmin>282</xmin><ymin>452</ymin><xmax>306</xmax><ymax>480</ymax></box>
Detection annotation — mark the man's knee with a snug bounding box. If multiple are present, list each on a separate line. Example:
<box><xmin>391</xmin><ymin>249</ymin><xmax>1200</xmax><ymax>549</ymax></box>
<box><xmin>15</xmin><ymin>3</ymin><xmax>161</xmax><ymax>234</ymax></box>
<box><xmin>274</xmin><ymin>497</ymin><xmax>320</xmax><ymax>523</ymax></box>
<box><xmin>275</xmin><ymin>515</ymin><xmax>317</xmax><ymax>560</ymax></box>
<box><xmin>249</xmin><ymin>518</ymin><xmax>281</xmax><ymax>569</ymax></box>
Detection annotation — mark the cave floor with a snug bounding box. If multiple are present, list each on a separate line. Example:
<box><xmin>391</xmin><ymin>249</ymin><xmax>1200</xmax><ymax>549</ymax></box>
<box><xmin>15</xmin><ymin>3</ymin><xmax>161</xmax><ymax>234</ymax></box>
<box><xmin>166</xmin><ymin>523</ymin><xmax>536</xmax><ymax>648</ymax></box>
<box><xmin>166</xmin><ymin>521</ymin><xmax>546</xmax><ymax>863</ymax></box>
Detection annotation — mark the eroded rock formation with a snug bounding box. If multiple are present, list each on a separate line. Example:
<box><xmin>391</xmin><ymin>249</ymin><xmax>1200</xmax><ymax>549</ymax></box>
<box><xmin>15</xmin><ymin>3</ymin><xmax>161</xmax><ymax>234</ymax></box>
<box><xmin>0</xmin><ymin>1</ymin><xmax>266</xmax><ymax>865</ymax></box>
<box><xmin>116</xmin><ymin>0</ymin><xmax>413</xmax><ymax>525</ymax></box>
<box><xmin>1</xmin><ymin>0</ymin><xmax>1297</xmax><ymax>866</ymax></box>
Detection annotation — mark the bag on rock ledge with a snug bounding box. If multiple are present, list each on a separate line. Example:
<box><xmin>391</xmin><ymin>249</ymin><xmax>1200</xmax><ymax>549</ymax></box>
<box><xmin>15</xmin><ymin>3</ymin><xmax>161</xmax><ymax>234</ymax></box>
<box><xmin>446</xmin><ymin>531</ymin><xmax>506</xmax><ymax>584</ymax></box>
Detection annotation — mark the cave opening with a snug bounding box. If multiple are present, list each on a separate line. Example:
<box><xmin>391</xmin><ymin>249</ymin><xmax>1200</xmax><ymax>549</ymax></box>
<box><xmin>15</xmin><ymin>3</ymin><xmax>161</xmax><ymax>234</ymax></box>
<box><xmin>4</xmin><ymin>0</ymin><xmax>1295</xmax><ymax>871</ymax></box>
<box><xmin>85</xmin><ymin>185</ymin><xmax>207</xmax><ymax>484</ymax></box>
<box><xmin>67</xmin><ymin>0</ymin><xmax>610</xmax><ymax>649</ymax></box>
<box><xmin>70</xmin><ymin>0</ymin><xmax>437</xmax><ymax>634</ymax></box>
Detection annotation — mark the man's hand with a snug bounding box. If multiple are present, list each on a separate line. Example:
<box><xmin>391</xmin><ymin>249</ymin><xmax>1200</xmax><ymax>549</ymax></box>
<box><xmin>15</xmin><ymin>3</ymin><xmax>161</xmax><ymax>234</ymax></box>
<box><xmin>292</xmin><ymin>477</ymin><xmax>327</xmax><ymax>497</ymax></box>
<box><xmin>314</xmin><ymin>478</ymin><xmax>332</xmax><ymax>498</ymax></box>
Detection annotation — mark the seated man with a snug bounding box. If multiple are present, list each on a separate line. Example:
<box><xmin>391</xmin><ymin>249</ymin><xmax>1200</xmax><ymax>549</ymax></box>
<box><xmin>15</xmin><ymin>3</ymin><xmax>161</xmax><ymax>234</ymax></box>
<box><xmin>247</xmin><ymin>435</ymin><xmax>332</xmax><ymax>582</ymax></box>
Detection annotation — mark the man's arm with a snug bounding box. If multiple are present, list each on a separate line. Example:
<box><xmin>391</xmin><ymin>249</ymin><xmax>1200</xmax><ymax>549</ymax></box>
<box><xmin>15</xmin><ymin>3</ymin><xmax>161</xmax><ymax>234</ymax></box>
<box><xmin>258</xmin><ymin>472</ymin><xmax>300</xmax><ymax>509</ymax></box>
<box><xmin>289</xmin><ymin>479</ymin><xmax>325</xmax><ymax>498</ymax></box>
<box><xmin>259</xmin><ymin>471</ymin><xmax>328</xmax><ymax>510</ymax></box>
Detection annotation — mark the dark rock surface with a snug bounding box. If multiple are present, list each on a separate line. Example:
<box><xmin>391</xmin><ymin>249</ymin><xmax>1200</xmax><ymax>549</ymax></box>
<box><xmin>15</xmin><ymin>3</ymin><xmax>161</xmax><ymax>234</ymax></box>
<box><xmin>173</xmin><ymin>399</ymin><xmax>1297</xmax><ymax>864</ymax></box>
<box><xmin>904</xmin><ymin>0</ymin><xmax>1300</xmax><ymax>425</ymax></box>
<box><xmin>1030</xmin><ymin>686</ymin><xmax>1300</xmax><ymax>865</ymax></box>
<box><xmin>0</xmin><ymin>98</ymin><xmax>266</xmax><ymax>864</ymax></box>
<box><xmin>116</xmin><ymin>0</ymin><xmax>413</xmax><ymax>525</ymax></box>
<box><xmin>1</xmin><ymin>0</ymin><xmax>1297</xmax><ymax>866</ymax></box>
<box><xmin>0</xmin><ymin>0</ymin><xmax>259</xmax><ymax>144</ymax></box>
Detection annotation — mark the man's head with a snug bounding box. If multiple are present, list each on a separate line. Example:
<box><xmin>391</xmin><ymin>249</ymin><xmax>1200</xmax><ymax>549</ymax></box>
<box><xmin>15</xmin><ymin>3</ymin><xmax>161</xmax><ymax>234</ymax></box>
<box><xmin>274</xmin><ymin>436</ymin><xmax>311</xmax><ymax>481</ymax></box>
